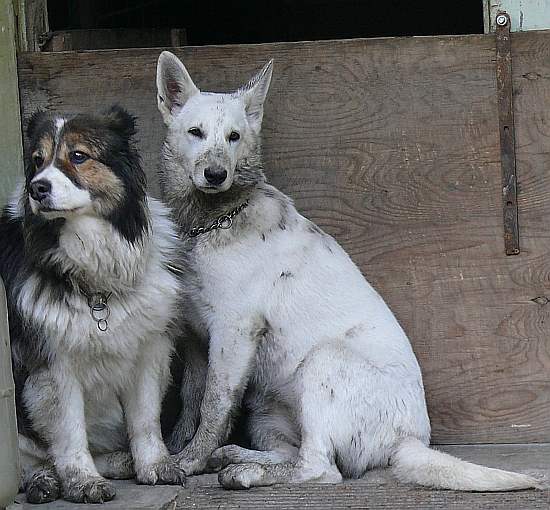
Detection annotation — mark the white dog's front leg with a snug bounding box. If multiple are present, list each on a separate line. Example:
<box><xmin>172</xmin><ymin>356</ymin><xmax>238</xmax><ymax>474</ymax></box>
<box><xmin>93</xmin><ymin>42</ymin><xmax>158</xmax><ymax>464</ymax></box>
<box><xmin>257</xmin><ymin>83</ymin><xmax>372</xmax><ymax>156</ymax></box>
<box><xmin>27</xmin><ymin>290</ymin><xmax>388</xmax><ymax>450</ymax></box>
<box><xmin>25</xmin><ymin>366</ymin><xmax>115</xmax><ymax>503</ymax></box>
<box><xmin>122</xmin><ymin>336</ymin><xmax>185</xmax><ymax>486</ymax></box>
<box><xmin>176</xmin><ymin>323</ymin><xmax>259</xmax><ymax>475</ymax></box>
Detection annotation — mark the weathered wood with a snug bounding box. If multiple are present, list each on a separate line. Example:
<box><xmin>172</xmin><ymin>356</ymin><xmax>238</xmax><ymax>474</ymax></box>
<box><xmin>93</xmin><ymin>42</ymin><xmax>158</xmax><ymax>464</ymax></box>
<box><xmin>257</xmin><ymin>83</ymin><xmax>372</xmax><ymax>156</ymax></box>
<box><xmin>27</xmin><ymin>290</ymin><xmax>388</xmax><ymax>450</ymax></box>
<box><xmin>15</xmin><ymin>32</ymin><xmax>550</xmax><ymax>444</ymax></box>
<box><xmin>1</xmin><ymin>1</ymin><xmax>24</xmax><ymax>208</ymax></box>
<box><xmin>10</xmin><ymin>481</ymin><xmax>183</xmax><ymax>509</ymax></box>
<box><xmin>0</xmin><ymin>282</ymin><xmax>18</xmax><ymax>510</ymax></box>
<box><xmin>42</xmin><ymin>28</ymin><xmax>188</xmax><ymax>52</ymax></box>
<box><xmin>9</xmin><ymin>444</ymin><xmax>550</xmax><ymax>509</ymax></box>
<box><xmin>14</xmin><ymin>0</ymin><xmax>49</xmax><ymax>52</ymax></box>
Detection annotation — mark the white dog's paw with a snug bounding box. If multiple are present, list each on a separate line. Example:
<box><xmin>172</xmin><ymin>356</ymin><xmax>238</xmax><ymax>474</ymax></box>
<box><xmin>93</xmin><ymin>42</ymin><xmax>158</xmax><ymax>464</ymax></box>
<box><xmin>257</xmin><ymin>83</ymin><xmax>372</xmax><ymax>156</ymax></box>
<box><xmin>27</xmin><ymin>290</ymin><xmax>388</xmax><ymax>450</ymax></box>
<box><xmin>208</xmin><ymin>444</ymin><xmax>248</xmax><ymax>472</ymax></box>
<box><xmin>218</xmin><ymin>463</ymin><xmax>266</xmax><ymax>490</ymax></box>
<box><xmin>136</xmin><ymin>456</ymin><xmax>186</xmax><ymax>486</ymax></box>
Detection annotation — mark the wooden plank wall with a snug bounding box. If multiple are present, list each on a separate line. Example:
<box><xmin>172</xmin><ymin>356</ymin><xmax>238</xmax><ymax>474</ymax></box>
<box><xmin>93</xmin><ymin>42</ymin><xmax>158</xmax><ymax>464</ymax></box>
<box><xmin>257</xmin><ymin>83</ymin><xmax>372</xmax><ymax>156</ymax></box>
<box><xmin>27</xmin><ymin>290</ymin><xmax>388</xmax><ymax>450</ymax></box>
<box><xmin>16</xmin><ymin>32</ymin><xmax>550</xmax><ymax>445</ymax></box>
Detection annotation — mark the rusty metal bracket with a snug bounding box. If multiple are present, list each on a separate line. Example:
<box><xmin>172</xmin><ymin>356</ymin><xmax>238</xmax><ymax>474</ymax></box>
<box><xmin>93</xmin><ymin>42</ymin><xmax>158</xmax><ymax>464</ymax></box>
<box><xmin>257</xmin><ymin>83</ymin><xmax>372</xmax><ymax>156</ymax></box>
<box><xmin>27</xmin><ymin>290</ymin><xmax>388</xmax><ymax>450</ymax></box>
<box><xmin>495</xmin><ymin>12</ymin><xmax>520</xmax><ymax>255</ymax></box>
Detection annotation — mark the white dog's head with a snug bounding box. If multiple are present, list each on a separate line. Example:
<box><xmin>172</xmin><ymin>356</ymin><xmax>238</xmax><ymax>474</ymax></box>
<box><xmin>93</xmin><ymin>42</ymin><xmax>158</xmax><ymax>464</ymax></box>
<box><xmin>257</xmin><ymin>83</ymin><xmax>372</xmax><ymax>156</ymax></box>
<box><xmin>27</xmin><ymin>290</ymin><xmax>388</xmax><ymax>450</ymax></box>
<box><xmin>156</xmin><ymin>51</ymin><xmax>272</xmax><ymax>194</ymax></box>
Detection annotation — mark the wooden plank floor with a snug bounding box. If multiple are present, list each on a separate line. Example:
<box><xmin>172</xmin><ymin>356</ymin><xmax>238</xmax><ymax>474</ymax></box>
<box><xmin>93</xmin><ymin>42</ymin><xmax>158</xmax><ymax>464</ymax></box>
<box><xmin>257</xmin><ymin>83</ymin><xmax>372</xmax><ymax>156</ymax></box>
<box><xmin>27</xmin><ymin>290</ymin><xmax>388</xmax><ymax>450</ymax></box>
<box><xmin>9</xmin><ymin>444</ymin><xmax>550</xmax><ymax>509</ymax></box>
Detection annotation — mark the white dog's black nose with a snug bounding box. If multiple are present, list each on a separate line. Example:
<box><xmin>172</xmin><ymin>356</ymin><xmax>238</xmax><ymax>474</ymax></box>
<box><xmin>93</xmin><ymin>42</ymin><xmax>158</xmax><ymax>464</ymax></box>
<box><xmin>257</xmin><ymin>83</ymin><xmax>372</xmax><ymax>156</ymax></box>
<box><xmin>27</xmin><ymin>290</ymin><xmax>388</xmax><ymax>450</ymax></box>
<box><xmin>204</xmin><ymin>167</ymin><xmax>227</xmax><ymax>186</ymax></box>
<box><xmin>29</xmin><ymin>180</ymin><xmax>52</xmax><ymax>202</ymax></box>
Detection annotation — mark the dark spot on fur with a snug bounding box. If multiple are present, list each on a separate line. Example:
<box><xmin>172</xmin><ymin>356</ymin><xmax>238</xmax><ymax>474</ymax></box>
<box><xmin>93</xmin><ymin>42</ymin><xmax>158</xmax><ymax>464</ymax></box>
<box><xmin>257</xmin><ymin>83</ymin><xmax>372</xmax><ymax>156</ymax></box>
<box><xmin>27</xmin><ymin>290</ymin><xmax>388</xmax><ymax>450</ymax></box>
<box><xmin>307</xmin><ymin>223</ymin><xmax>324</xmax><ymax>236</ymax></box>
<box><xmin>254</xmin><ymin>317</ymin><xmax>272</xmax><ymax>343</ymax></box>
<box><xmin>260</xmin><ymin>233</ymin><xmax>266</xmax><ymax>242</ymax></box>
<box><xmin>280</xmin><ymin>271</ymin><xmax>294</xmax><ymax>279</ymax></box>
<box><xmin>345</xmin><ymin>324</ymin><xmax>365</xmax><ymax>339</ymax></box>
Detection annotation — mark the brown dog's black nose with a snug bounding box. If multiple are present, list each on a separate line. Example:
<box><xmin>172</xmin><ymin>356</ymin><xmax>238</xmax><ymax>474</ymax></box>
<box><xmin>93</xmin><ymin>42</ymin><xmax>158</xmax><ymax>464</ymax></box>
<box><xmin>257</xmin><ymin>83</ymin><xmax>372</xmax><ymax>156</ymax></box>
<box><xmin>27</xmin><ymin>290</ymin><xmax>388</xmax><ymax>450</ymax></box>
<box><xmin>29</xmin><ymin>180</ymin><xmax>52</xmax><ymax>202</ymax></box>
<box><xmin>204</xmin><ymin>167</ymin><xmax>228</xmax><ymax>186</ymax></box>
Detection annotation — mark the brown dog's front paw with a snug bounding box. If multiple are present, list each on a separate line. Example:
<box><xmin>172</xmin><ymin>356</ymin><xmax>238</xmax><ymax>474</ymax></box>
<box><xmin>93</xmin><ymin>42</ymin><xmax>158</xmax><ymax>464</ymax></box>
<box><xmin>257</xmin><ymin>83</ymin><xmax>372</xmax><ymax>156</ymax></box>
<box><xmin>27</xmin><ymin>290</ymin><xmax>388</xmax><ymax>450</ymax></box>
<box><xmin>26</xmin><ymin>469</ymin><xmax>61</xmax><ymax>504</ymax></box>
<box><xmin>173</xmin><ymin>451</ymin><xmax>207</xmax><ymax>477</ymax></box>
<box><xmin>63</xmin><ymin>476</ymin><xmax>116</xmax><ymax>504</ymax></box>
<box><xmin>136</xmin><ymin>456</ymin><xmax>186</xmax><ymax>486</ymax></box>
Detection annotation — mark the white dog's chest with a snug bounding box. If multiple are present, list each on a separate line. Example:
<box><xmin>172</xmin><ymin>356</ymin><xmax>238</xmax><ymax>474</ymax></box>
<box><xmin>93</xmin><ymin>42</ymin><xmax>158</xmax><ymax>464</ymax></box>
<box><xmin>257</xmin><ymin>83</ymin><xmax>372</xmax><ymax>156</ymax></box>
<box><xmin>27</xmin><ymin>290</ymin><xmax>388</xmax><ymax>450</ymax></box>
<box><xmin>193</xmin><ymin>229</ymin><xmax>301</xmax><ymax>317</ymax></box>
<box><xmin>193</xmin><ymin>216</ymin><xmax>422</xmax><ymax>394</ymax></box>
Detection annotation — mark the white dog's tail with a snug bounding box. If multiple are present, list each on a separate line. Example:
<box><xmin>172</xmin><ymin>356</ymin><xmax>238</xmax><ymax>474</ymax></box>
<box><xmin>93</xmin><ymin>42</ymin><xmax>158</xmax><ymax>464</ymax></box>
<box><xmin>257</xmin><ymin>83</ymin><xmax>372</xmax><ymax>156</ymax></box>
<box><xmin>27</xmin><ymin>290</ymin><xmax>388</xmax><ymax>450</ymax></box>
<box><xmin>391</xmin><ymin>437</ymin><xmax>542</xmax><ymax>491</ymax></box>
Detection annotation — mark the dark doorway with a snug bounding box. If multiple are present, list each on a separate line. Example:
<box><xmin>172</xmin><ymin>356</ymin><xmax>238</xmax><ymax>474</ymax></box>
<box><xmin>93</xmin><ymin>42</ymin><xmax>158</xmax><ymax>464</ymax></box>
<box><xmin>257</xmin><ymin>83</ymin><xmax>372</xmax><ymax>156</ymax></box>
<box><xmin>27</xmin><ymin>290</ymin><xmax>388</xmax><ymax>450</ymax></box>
<box><xmin>47</xmin><ymin>0</ymin><xmax>484</xmax><ymax>46</ymax></box>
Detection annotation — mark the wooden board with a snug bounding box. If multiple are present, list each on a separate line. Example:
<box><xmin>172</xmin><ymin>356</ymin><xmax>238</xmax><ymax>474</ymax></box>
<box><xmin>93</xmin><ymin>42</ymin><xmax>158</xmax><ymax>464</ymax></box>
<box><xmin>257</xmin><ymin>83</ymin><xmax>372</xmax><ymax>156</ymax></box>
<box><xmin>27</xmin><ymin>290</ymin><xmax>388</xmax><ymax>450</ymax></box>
<box><xmin>0</xmin><ymin>1</ymin><xmax>25</xmax><ymax>208</ymax></box>
<box><xmin>15</xmin><ymin>32</ymin><xmax>550</xmax><ymax>444</ymax></box>
<box><xmin>15</xmin><ymin>0</ymin><xmax>49</xmax><ymax>52</ymax></box>
<box><xmin>10</xmin><ymin>444</ymin><xmax>550</xmax><ymax>509</ymax></box>
<box><xmin>42</xmin><ymin>28</ymin><xmax>187</xmax><ymax>52</ymax></box>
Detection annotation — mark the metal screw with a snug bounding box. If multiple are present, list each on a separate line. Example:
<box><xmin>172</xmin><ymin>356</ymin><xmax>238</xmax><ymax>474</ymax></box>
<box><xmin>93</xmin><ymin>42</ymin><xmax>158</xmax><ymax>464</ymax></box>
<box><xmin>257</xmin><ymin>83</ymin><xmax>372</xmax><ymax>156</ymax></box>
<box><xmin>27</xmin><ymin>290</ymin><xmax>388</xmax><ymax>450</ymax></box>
<box><xmin>496</xmin><ymin>14</ymin><xmax>508</xmax><ymax>26</ymax></box>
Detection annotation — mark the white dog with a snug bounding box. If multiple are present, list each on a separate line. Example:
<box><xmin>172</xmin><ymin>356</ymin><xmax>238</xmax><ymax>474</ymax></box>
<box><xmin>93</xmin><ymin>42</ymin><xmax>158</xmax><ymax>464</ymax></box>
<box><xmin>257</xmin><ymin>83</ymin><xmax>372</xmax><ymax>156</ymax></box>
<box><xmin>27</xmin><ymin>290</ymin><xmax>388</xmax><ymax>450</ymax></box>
<box><xmin>156</xmin><ymin>51</ymin><xmax>542</xmax><ymax>491</ymax></box>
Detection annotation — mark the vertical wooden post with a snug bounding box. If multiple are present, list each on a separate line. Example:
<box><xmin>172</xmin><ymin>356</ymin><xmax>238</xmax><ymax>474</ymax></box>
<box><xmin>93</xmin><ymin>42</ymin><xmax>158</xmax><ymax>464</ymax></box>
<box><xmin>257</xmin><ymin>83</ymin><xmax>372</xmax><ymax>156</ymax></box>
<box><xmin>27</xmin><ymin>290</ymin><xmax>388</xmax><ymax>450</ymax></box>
<box><xmin>0</xmin><ymin>1</ymin><xmax>25</xmax><ymax>208</ymax></box>
<box><xmin>0</xmin><ymin>278</ymin><xmax>19</xmax><ymax>509</ymax></box>
<box><xmin>13</xmin><ymin>0</ymin><xmax>49</xmax><ymax>51</ymax></box>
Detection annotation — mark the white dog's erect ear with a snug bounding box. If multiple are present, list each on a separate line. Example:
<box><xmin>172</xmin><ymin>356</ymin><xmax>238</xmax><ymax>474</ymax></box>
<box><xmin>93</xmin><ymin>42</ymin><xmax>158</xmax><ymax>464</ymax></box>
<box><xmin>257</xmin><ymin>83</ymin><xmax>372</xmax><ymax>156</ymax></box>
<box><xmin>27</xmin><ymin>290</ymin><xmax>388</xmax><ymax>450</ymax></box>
<box><xmin>239</xmin><ymin>60</ymin><xmax>273</xmax><ymax>133</ymax></box>
<box><xmin>156</xmin><ymin>51</ymin><xmax>199</xmax><ymax>124</ymax></box>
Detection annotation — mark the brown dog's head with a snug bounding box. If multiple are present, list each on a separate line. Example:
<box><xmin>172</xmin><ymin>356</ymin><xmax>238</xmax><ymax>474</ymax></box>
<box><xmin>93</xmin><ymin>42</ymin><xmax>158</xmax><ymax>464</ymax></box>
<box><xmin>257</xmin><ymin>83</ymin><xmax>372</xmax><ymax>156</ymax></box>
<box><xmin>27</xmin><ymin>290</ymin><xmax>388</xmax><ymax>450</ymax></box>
<box><xmin>25</xmin><ymin>106</ymin><xmax>147</xmax><ymax>242</ymax></box>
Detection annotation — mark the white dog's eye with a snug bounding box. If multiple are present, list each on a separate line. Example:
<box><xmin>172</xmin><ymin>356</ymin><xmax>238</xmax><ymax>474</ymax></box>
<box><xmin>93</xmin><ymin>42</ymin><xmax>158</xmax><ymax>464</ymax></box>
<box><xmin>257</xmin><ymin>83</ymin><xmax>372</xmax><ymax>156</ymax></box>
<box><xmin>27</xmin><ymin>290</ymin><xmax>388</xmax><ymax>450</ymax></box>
<box><xmin>228</xmin><ymin>131</ymin><xmax>240</xmax><ymax>142</ymax></box>
<box><xmin>188</xmin><ymin>127</ymin><xmax>203</xmax><ymax>138</ymax></box>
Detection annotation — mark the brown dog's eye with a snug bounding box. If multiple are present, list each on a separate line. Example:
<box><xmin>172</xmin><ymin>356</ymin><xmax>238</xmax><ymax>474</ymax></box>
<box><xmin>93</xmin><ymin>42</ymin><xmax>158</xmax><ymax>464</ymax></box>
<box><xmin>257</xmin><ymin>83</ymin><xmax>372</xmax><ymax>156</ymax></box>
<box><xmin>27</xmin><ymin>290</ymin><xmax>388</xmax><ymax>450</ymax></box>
<box><xmin>69</xmin><ymin>151</ymin><xmax>90</xmax><ymax>165</ymax></box>
<box><xmin>33</xmin><ymin>155</ymin><xmax>44</xmax><ymax>168</ymax></box>
<box><xmin>188</xmin><ymin>127</ymin><xmax>203</xmax><ymax>138</ymax></box>
<box><xmin>228</xmin><ymin>131</ymin><xmax>240</xmax><ymax>142</ymax></box>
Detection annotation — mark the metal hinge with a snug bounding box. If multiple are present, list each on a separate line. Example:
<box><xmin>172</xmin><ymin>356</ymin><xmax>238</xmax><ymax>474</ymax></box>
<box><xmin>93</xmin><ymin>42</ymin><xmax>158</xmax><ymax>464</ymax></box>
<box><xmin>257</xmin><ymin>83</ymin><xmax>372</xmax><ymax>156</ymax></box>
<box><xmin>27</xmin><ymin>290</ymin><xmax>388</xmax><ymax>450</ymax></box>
<box><xmin>495</xmin><ymin>12</ymin><xmax>520</xmax><ymax>255</ymax></box>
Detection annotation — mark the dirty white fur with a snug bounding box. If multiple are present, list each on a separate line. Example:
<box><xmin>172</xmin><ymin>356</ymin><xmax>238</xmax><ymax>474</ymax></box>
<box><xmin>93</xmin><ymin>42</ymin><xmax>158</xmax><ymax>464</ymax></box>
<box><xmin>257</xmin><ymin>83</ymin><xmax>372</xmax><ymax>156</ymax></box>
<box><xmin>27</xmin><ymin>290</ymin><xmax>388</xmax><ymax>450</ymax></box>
<box><xmin>12</xmin><ymin>196</ymin><xmax>185</xmax><ymax>499</ymax></box>
<box><xmin>157</xmin><ymin>51</ymin><xmax>542</xmax><ymax>492</ymax></box>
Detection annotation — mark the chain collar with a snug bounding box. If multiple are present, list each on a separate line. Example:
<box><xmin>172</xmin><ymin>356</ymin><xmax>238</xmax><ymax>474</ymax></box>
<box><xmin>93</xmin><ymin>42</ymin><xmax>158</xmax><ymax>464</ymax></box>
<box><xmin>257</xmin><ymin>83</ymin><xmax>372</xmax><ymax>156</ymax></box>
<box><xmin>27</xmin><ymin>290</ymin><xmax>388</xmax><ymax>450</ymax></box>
<box><xmin>189</xmin><ymin>200</ymin><xmax>249</xmax><ymax>237</ymax></box>
<box><xmin>78</xmin><ymin>286</ymin><xmax>113</xmax><ymax>332</ymax></box>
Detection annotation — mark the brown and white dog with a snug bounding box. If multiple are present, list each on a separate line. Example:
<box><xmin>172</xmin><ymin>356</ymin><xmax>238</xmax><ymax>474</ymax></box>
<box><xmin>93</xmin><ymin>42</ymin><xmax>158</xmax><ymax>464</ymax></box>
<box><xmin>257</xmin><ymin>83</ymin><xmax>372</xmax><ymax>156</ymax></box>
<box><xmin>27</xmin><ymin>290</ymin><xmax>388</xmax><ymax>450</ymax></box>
<box><xmin>0</xmin><ymin>106</ymin><xmax>185</xmax><ymax>503</ymax></box>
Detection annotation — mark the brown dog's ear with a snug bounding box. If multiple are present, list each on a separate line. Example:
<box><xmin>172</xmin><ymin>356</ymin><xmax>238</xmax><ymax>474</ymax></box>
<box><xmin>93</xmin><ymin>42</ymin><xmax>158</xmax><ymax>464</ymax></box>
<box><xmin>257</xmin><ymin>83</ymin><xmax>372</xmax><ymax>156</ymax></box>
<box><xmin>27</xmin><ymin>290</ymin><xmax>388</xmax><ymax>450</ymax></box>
<box><xmin>156</xmin><ymin>51</ymin><xmax>199</xmax><ymax>125</ymax></box>
<box><xmin>104</xmin><ymin>105</ymin><xmax>137</xmax><ymax>140</ymax></box>
<box><xmin>26</xmin><ymin>110</ymin><xmax>52</xmax><ymax>141</ymax></box>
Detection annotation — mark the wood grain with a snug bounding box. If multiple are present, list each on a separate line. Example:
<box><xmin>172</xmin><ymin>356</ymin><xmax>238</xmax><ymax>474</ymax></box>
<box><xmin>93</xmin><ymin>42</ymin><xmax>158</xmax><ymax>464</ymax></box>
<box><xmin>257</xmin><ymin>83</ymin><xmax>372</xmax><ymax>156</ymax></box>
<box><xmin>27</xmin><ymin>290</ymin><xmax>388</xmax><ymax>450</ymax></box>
<box><xmin>0</xmin><ymin>1</ymin><xmax>25</xmax><ymax>208</ymax></box>
<box><xmin>42</xmin><ymin>28</ymin><xmax>187</xmax><ymax>52</ymax></box>
<box><xmin>15</xmin><ymin>0</ymin><xmax>49</xmax><ymax>52</ymax></box>
<box><xmin>11</xmin><ymin>444</ymin><xmax>550</xmax><ymax>509</ymax></box>
<box><xmin>15</xmin><ymin>32</ymin><xmax>550</xmax><ymax>444</ymax></box>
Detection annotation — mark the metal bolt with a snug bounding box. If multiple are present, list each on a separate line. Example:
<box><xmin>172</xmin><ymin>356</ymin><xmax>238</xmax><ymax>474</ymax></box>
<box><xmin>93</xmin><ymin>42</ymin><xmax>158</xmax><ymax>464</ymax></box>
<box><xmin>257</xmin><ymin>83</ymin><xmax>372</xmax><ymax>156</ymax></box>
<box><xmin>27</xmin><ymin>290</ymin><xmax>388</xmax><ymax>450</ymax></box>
<box><xmin>496</xmin><ymin>14</ymin><xmax>508</xmax><ymax>26</ymax></box>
